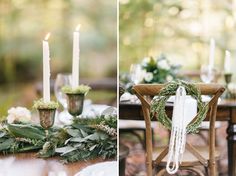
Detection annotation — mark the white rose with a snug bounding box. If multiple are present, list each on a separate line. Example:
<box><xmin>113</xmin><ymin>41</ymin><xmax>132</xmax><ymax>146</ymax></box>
<box><xmin>144</xmin><ymin>72</ymin><xmax>153</xmax><ymax>82</ymax></box>
<box><xmin>166</xmin><ymin>75</ymin><xmax>173</xmax><ymax>82</ymax></box>
<box><xmin>130</xmin><ymin>65</ymin><xmax>145</xmax><ymax>84</ymax></box>
<box><xmin>7</xmin><ymin>107</ymin><xmax>31</xmax><ymax>124</ymax></box>
<box><xmin>158</xmin><ymin>59</ymin><xmax>170</xmax><ymax>70</ymax></box>
<box><xmin>142</xmin><ymin>57</ymin><xmax>151</xmax><ymax>64</ymax></box>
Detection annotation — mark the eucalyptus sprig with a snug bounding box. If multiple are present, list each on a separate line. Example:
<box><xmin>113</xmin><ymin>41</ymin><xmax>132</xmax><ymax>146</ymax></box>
<box><xmin>62</xmin><ymin>85</ymin><xmax>91</xmax><ymax>95</ymax></box>
<box><xmin>33</xmin><ymin>99</ymin><xmax>59</xmax><ymax>109</ymax></box>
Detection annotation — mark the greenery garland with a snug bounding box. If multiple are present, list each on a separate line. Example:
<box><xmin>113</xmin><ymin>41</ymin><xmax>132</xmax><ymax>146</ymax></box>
<box><xmin>0</xmin><ymin>116</ymin><xmax>117</xmax><ymax>163</ymax></box>
<box><xmin>150</xmin><ymin>80</ymin><xmax>209</xmax><ymax>133</ymax></box>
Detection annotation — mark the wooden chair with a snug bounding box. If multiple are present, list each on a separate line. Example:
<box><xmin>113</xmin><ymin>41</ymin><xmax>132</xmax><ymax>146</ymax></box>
<box><xmin>132</xmin><ymin>83</ymin><xmax>225</xmax><ymax>176</ymax></box>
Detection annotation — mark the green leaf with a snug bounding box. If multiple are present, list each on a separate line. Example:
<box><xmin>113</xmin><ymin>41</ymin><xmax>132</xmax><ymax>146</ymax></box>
<box><xmin>80</xmin><ymin>129</ymin><xmax>88</xmax><ymax>137</ymax></box>
<box><xmin>55</xmin><ymin>146</ymin><xmax>75</xmax><ymax>153</ymax></box>
<box><xmin>0</xmin><ymin>131</ymin><xmax>5</xmax><ymax>138</ymax></box>
<box><xmin>56</xmin><ymin>146</ymin><xmax>77</xmax><ymax>156</ymax></box>
<box><xmin>98</xmin><ymin>132</ymin><xmax>109</xmax><ymax>140</ymax></box>
<box><xmin>7</xmin><ymin>123</ymin><xmax>45</xmax><ymax>140</ymax></box>
<box><xmin>69</xmin><ymin>137</ymin><xmax>86</xmax><ymax>143</ymax></box>
<box><xmin>85</xmin><ymin>133</ymin><xmax>100</xmax><ymax>141</ymax></box>
<box><xmin>0</xmin><ymin>138</ymin><xmax>14</xmax><ymax>151</ymax></box>
<box><xmin>89</xmin><ymin>144</ymin><xmax>97</xmax><ymax>151</ymax></box>
<box><xmin>66</xmin><ymin>129</ymin><xmax>80</xmax><ymax>137</ymax></box>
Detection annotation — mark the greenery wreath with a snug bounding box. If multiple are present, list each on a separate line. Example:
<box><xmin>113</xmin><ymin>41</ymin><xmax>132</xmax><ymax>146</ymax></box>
<box><xmin>150</xmin><ymin>80</ymin><xmax>209</xmax><ymax>133</ymax></box>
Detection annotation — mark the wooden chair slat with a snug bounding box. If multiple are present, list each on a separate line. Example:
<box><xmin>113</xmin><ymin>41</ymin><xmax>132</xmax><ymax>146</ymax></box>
<box><xmin>153</xmin><ymin>146</ymin><xmax>169</xmax><ymax>165</ymax></box>
<box><xmin>133</xmin><ymin>83</ymin><xmax>224</xmax><ymax>96</ymax></box>
<box><xmin>185</xmin><ymin>143</ymin><xmax>208</xmax><ymax>167</ymax></box>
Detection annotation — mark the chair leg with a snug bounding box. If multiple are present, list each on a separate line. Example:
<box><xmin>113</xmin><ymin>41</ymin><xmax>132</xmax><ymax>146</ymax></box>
<box><xmin>209</xmin><ymin>162</ymin><xmax>217</xmax><ymax>176</ymax></box>
<box><xmin>143</xmin><ymin>129</ymin><xmax>154</xmax><ymax>149</ymax></box>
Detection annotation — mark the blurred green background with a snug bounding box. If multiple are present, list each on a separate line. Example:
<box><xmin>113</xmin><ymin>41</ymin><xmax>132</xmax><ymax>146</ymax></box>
<box><xmin>120</xmin><ymin>0</ymin><xmax>236</xmax><ymax>72</ymax></box>
<box><xmin>0</xmin><ymin>0</ymin><xmax>117</xmax><ymax>117</ymax></box>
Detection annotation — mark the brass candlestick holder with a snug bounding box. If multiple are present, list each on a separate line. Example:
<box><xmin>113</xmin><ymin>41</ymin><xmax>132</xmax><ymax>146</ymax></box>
<box><xmin>66</xmin><ymin>93</ymin><xmax>84</xmax><ymax>118</ymax></box>
<box><xmin>224</xmin><ymin>73</ymin><xmax>232</xmax><ymax>99</ymax></box>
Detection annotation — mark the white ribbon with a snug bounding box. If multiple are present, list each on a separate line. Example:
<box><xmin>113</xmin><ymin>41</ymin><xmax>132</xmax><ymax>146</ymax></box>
<box><xmin>166</xmin><ymin>86</ymin><xmax>187</xmax><ymax>174</ymax></box>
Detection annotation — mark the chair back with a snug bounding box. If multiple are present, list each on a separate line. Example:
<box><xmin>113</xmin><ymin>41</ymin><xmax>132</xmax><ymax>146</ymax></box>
<box><xmin>132</xmin><ymin>83</ymin><xmax>225</xmax><ymax>176</ymax></box>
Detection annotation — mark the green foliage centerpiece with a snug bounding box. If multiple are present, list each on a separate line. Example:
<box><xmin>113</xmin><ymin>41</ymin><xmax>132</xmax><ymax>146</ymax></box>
<box><xmin>0</xmin><ymin>115</ymin><xmax>117</xmax><ymax>163</ymax></box>
<box><xmin>120</xmin><ymin>54</ymin><xmax>181</xmax><ymax>94</ymax></box>
<box><xmin>62</xmin><ymin>85</ymin><xmax>91</xmax><ymax>118</ymax></box>
<box><xmin>141</xmin><ymin>55</ymin><xmax>180</xmax><ymax>83</ymax></box>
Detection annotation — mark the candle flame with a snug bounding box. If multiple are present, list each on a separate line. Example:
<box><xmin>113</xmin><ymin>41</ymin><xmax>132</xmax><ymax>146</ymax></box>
<box><xmin>210</xmin><ymin>38</ymin><xmax>215</xmax><ymax>44</ymax></box>
<box><xmin>226</xmin><ymin>50</ymin><xmax>231</xmax><ymax>56</ymax></box>
<box><xmin>44</xmin><ymin>33</ymin><xmax>51</xmax><ymax>41</ymax></box>
<box><xmin>75</xmin><ymin>24</ymin><xmax>81</xmax><ymax>31</ymax></box>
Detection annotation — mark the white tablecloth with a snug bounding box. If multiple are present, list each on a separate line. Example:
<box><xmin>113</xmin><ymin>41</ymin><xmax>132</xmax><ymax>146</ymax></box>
<box><xmin>74</xmin><ymin>161</ymin><xmax>117</xmax><ymax>176</ymax></box>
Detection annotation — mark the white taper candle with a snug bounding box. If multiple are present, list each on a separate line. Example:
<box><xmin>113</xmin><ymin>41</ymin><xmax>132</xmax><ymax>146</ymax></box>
<box><xmin>43</xmin><ymin>33</ymin><xmax>51</xmax><ymax>103</ymax></box>
<box><xmin>224</xmin><ymin>50</ymin><xmax>231</xmax><ymax>73</ymax></box>
<box><xmin>72</xmin><ymin>24</ymin><xmax>80</xmax><ymax>88</ymax></box>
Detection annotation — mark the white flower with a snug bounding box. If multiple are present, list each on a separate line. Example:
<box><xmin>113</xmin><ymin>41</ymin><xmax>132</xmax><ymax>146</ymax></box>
<box><xmin>158</xmin><ymin>59</ymin><xmax>170</xmax><ymax>70</ymax></box>
<box><xmin>166</xmin><ymin>75</ymin><xmax>173</xmax><ymax>82</ymax></box>
<box><xmin>142</xmin><ymin>57</ymin><xmax>151</xmax><ymax>64</ymax></box>
<box><xmin>7</xmin><ymin>107</ymin><xmax>31</xmax><ymax>124</ymax></box>
<box><xmin>144</xmin><ymin>72</ymin><xmax>153</xmax><ymax>82</ymax></box>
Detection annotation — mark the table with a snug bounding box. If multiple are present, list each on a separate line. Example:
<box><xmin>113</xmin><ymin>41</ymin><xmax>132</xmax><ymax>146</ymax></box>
<box><xmin>119</xmin><ymin>99</ymin><xmax>236</xmax><ymax>176</ymax></box>
<box><xmin>0</xmin><ymin>152</ymin><xmax>111</xmax><ymax>176</ymax></box>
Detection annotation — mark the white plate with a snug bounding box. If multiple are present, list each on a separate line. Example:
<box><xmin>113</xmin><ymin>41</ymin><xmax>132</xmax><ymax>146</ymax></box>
<box><xmin>74</xmin><ymin>161</ymin><xmax>117</xmax><ymax>176</ymax></box>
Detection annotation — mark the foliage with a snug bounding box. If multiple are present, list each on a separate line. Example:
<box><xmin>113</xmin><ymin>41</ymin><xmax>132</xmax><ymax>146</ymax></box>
<box><xmin>150</xmin><ymin>80</ymin><xmax>208</xmax><ymax>133</ymax></box>
<box><xmin>0</xmin><ymin>116</ymin><xmax>117</xmax><ymax>163</ymax></box>
<box><xmin>62</xmin><ymin>85</ymin><xmax>91</xmax><ymax>95</ymax></box>
<box><xmin>33</xmin><ymin>99</ymin><xmax>59</xmax><ymax>109</ymax></box>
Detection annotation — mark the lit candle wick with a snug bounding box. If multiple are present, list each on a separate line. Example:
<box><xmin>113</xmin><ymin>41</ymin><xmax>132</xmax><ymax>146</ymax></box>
<box><xmin>76</xmin><ymin>24</ymin><xmax>81</xmax><ymax>31</ymax></box>
<box><xmin>44</xmin><ymin>33</ymin><xmax>51</xmax><ymax>41</ymax></box>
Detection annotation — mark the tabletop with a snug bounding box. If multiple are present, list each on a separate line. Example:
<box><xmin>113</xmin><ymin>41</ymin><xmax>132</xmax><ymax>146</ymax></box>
<box><xmin>0</xmin><ymin>152</ymin><xmax>111</xmax><ymax>176</ymax></box>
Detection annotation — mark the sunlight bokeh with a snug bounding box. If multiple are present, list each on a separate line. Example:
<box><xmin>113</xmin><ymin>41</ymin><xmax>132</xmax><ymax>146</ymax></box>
<box><xmin>120</xmin><ymin>0</ymin><xmax>236</xmax><ymax>74</ymax></box>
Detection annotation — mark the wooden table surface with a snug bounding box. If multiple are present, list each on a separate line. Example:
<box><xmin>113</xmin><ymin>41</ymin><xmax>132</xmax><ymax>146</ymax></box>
<box><xmin>0</xmin><ymin>152</ymin><xmax>111</xmax><ymax>176</ymax></box>
<box><xmin>119</xmin><ymin>99</ymin><xmax>236</xmax><ymax>176</ymax></box>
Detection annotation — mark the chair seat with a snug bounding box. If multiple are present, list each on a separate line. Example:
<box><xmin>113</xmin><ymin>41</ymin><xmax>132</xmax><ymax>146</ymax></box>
<box><xmin>200</xmin><ymin>121</ymin><xmax>221</xmax><ymax>130</ymax></box>
<box><xmin>119</xmin><ymin>120</ymin><xmax>157</xmax><ymax>129</ymax></box>
<box><xmin>153</xmin><ymin>146</ymin><xmax>220</xmax><ymax>167</ymax></box>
